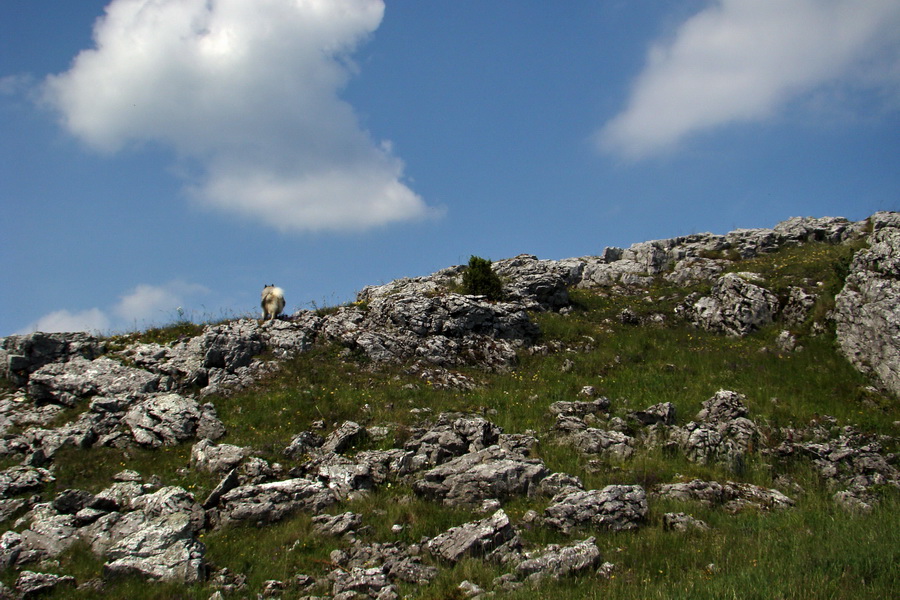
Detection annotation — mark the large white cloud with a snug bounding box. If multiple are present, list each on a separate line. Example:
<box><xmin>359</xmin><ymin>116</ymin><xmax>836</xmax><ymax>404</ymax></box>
<box><xmin>42</xmin><ymin>0</ymin><xmax>435</xmax><ymax>231</ymax></box>
<box><xmin>599</xmin><ymin>0</ymin><xmax>900</xmax><ymax>159</ymax></box>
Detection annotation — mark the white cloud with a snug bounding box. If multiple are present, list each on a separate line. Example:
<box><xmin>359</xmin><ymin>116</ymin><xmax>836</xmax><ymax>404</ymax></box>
<box><xmin>599</xmin><ymin>0</ymin><xmax>900</xmax><ymax>159</ymax></box>
<box><xmin>42</xmin><ymin>0</ymin><xmax>435</xmax><ymax>231</ymax></box>
<box><xmin>113</xmin><ymin>281</ymin><xmax>209</xmax><ymax>324</ymax></box>
<box><xmin>19</xmin><ymin>281</ymin><xmax>210</xmax><ymax>334</ymax></box>
<box><xmin>21</xmin><ymin>309</ymin><xmax>111</xmax><ymax>334</ymax></box>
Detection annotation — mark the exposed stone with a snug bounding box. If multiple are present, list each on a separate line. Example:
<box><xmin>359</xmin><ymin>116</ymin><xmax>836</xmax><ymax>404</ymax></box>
<box><xmin>515</xmin><ymin>537</ymin><xmax>602</xmax><ymax>583</ymax></box>
<box><xmin>313</xmin><ymin>455</ymin><xmax>376</xmax><ymax>500</ymax></box>
<box><xmin>570</xmin><ymin>429</ymin><xmax>635</xmax><ymax>460</ymax></box>
<box><xmin>0</xmin><ymin>332</ymin><xmax>104</xmax><ymax>387</ymax></box>
<box><xmin>15</xmin><ymin>571</ymin><xmax>75</xmax><ymax>599</ymax></box>
<box><xmin>0</xmin><ymin>467</ymin><xmax>54</xmax><ymax>499</ymax></box>
<box><xmin>190</xmin><ymin>439</ymin><xmax>247</xmax><ymax>474</ymax></box>
<box><xmin>782</xmin><ymin>286</ymin><xmax>818</xmax><ymax>327</ymax></box>
<box><xmin>103</xmin><ymin>512</ymin><xmax>206</xmax><ymax>583</ymax></box>
<box><xmin>629</xmin><ymin>402</ymin><xmax>677</xmax><ymax>426</ymax></box>
<box><xmin>329</xmin><ymin>541</ymin><xmax>438</xmax><ymax>586</ymax></box>
<box><xmin>129</xmin><ymin>486</ymin><xmax>205</xmax><ymax>532</ymax></box>
<box><xmin>426</xmin><ymin>509</ymin><xmax>521</xmax><ymax>564</ymax></box>
<box><xmin>0</xmin><ymin>531</ymin><xmax>23</xmax><ymax>571</ymax></box>
<box><xmin>311</xmin><ymin>512</ymin><xmax>362</xmax><ymax>537</ymax></box>
<box><xmin>320</xmin><ymin>292</ymin><xmax>539</xmax><ymax>371</ymax></box>
<box><xmin>28</xmin><ymin>357</ymin><xmax>159</xmax><ymax>406</ymax></box>
<box><xmin>404</xmin><ymin>414</ymin><xmax>502</xmax><ymax>467</ymax></box>
<box><xmin>123</xmin><ymin>394</ymin><xmax>225</xmax><ymax>448</ymax></box>
<box><xmin>51</xmin><ymin>489</ymin><xmax>95</xmax><ymax>515</ymax></box>
<box><xmin>548</xmin><ymin>397</ymin><xmax>611</xmax><ymax>418</ymax></box>
<box><xmin>321</xmin><ymin>421</ymin><xmax>367</xmax><ymax>454</ymax></box>
<box><xmin>492</xmin><ymin>254</ymin><xmax>576</xmax><ymax>311</ymax></box>
<box><xmin>283</xmin><ymin>430</ymin><xmax>324</xmax><ymax>460</ymax></box>
<box><xmin>215</xmin><ymin>478</ymin><xmax>338</xmax><ymax>527</ymax></box>
<box><xmin>834</xmin><ymin>212</ymin><xmax>900</xmax><ymax>395</ymax></box>
<box><xmin>330</xmin><ymin>565</ymin><xmax>395</xmax><ymax>600</ymax></box>
<box><xmin>785</xmin><ymin>425</ymin><xmax>900</xmax><ymax>504</ymax></box>
<box><xmin>651</xmin><ymin>479</ymin><xmax>795</xmax><ymax>512</ymax></box>
<box><xmin>18</xmin><ymin>505</ymin><xmax>78</xmax><ymax>559</ymax></box>
<box><xmin>662</xmin><ymin>512</ymin><xmax>710</xmax><ymax>532</ymax></box>
<box><xmin>685</xmin><ymin>273</ymin><xmax>779</xmax><ymax>337</ymax></box>
<box><xmin>664</xmin><ymin>257</ymin><xmax>727</xmax><ymax>286</ymax></box>
<box><xmin>413</xmin><ymin>445</ymin><xmax>548</xmax><ymax>506</ymax></box>
<box><xmin>667</xmin><ymin>390</ymin><xmax>760</xmax><ymax>470</ymax></box>
<box><xmin>543</xmin><ymin>485</ymin><xmax>648</xmax><ymax>534</ymax></box>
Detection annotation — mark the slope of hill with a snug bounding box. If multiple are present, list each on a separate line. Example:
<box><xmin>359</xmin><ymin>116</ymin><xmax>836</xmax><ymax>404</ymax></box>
<box><xmin>0</xmin><ymin>213</ymin><xmax>897</xmax><ymax>599</ymax></box>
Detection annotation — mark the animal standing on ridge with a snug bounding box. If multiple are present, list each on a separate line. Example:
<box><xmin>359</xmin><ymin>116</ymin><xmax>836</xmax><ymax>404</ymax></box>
<box><xmin>261</xmin><ymin>285</ymin><xmax>285</xmax><ymax>321</ymax></box>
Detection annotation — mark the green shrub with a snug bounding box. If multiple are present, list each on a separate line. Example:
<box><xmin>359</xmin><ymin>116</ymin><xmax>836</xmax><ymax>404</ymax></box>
<box><xmin>461</xmin><ymin>255</ymin><xmax>503</xmax><ymax>300</ymax></box>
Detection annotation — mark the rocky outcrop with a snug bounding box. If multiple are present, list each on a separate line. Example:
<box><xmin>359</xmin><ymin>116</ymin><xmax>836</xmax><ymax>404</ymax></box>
<box><xmin>666</xmin><ymin>390</ymin><xmax>761</xmax><ymax>470</ymax></box>
<box><xmin>682</xmin><ymin>273</ymin><xmax>780</xmax><ymax>336</ymax></box>
<box><xmin>124</xmin><ymin>394</ymin><xmax>225</xmax><ymax>448</ymax></box>
<box><xmin>0</xmin><ymin>332</ymin><xmax>105</xmax><ymax>387</ymax></box>
<box><xmin>773</xmin><ymin>416</ymin><xmax>900</xmax><ymax>512</ymax></box>
<box><xmin>212</xmin><ymin>478</ymin><xmax>338</xmax><ymax>527</ymax></box>
<box><xmin>542</xmin><ymin>485</ymin><xmax>648</xmax><ymax>534</ymax></box>
<box><xmin>321</xmin><ymin>292</ymin><xmax>540</xmax><ymax>371</ymax></box>
<box><xmin>425</xmin><ymin>509</ymin><xmax>521</xmax><ymax>564</ymax></box>
<box><xmin>28</xmin><ymin>356</ymin><xmax>161</xmax><ymax>406</ymax></box>
<box><xmin>514</xmin><ymin>536</ymin><xmax>603</xmax><ymax>583</ymax></box>
<box><xmin>5</xmin><ymin>477</ymin><xmax>208</xmax><ymax>584</ymax></box>
<box><xmin>651</xmin><ymin>479</ymin><xmax>795</xmax><ymax>512</ymax></box>
<box><xmin>578</xmin><ymin>216</ymin><xmax>861</xmax><ymax>290</ymax></box>
<box><xmin>834</xmin><ymin>212</ymin><xmax>900</xmax><ymax>396</ymax></box>
<box><xmin>413</xmin><ymin>445</ymin><xmax>549</xmax><ymax>506</ymax></box>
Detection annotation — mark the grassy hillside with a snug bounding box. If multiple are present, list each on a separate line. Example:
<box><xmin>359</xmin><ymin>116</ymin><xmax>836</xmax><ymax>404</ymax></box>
<box><xmin>3</xmin><ymin>239</ymin><xmax>898</xmax><ymax>599</ymax></box>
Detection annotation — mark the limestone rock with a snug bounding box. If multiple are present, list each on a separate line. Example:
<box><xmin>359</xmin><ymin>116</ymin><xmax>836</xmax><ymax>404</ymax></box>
<box><xmin>834</xmin><ymin>212</ymin><xmax>900</xmax><ymax>395</ymax></box>
<box><xmin>0</xmin><ymin>332</ymin><xmax>104</xmax><ymax>387</ymax></box>
<box><xmin>330</xmin><ymin>565</ymin><xmax>395</xmax><ymax>599</ymax></box>
<box><xmin>570</xmin><ymin>429</ymin><xmax>635</xmax><ymax>460</ymax></box>
<box><xmin>0</xmin><ymin>467</ymin><xmax>54</xmax><ymax>499</ymax></box>
<box><xmin>190</xmin><ymin>439</ymin><xmax>247</xmax><ymax>474</ymax></box>
<box><xmin>320</xmin><ymin>292</ymin><xmax>539</xmax><ymax>370</ymax></box>
<box><xmin>685</xmin><ymin>273</ymin><xmax>779</xmax><ymax>336</ymax></box>
<box><xmin>543</xmin><ymin>485</ymin><xmax>648</xmax><ymax>534</ymax></box>
<box><xmin>492</xmin><ymin>254</ymin><xmax>576</xmax><ymax>310</ymax></box>
<box><xmin>662</xmin><ymin>512</ymin><xmax>709</xmax><ymax>532</ymax></box>
<box><xmin>404</xmin><ymin>414</ymin><xmax>502</xmax><ymax>467</ymax></box>
<box><xmin>15</xmin><ymin>571</ymin><xmax>75</xmax><ymax>598</ymax></box>
<box><xmin>668</xmin><ymin>390</ymin><xmax>760</xmax><ymax>470</ymax></box>
<box><xmin>629</xmin><ymin>402</ymin><xmax>677</xmax><ymax>426</ymax></box>
<box><xmin>413</xmin><ymin>445</ymin><xmax>549</xmax><ymax>506</ymax></box>
<box><xmin>311</xmin><ymin>512</ymin><xmax>362</xmax><ymax>537</ymax></box>
<box><xmin>28</xmin><ymin>357</ymin><xmax>160</xmax><ymax>406</ymax></box>
<box><xmin>426</xmin><ymin>509</ymin><xmax>521</xmax><ymax>564</ymax></box>
<box><xmin>515</xmin><ymin>537</ymin><xmax>602</xmax><ymax>583</ymax></box>
<box><xmin>651</xmin><ymin>479</ymin><xmax>794</xmax><ymax>512</ymax></box>
<box><xmin>103</xmin><ymin>512</ymin><xmax>206</xmax><ymax>583</ymax></box>
<box><xmin>216</xmin><ymin>478</ymin><xmax>338</xmax><ymax>527</ymax></box>
<box><xmin>321</xmin><ymin>421</ymin><xmax>367</xmax><ymax>454</ymax></box>
<box><xmin>123</xmin><ymin>394</ymin><xmax>225</xmax><ymax>447</ymax></box>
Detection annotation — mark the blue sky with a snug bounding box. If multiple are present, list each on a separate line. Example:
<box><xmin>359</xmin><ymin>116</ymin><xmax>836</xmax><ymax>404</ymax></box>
<box><xmin>2</xmin><ymin>0</ymin><xmax>899</xmax><ymax>336</ymax></box>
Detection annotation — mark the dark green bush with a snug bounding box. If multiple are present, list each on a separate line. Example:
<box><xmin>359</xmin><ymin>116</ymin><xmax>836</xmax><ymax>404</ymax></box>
<box><xmin>461</xmin><ymin>255</ymin><xmax>503</xmax><ymax>300</ymax></box>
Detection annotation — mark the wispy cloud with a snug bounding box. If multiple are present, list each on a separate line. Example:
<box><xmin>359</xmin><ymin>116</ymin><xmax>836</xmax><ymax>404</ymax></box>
<box><xmin>41</xmin><ymin>0</ymin><xmax>438</xmax><ymax>231</ymax></box>
<box><xmin>598</xmin><ymin>0</ymin><xmax>900</xmax><ymax>159</ymax></box>
<box><xmin>23</xmin><ymin>309</ymin><xmax>112</xmax><ymax>335</ymax></box>
<box><xmin>19</xmin><ymin>281</ymin><xmax>210</xmax><ymax>334</ymax></box>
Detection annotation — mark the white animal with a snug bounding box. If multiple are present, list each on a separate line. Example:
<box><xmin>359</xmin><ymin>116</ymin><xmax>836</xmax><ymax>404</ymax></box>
<box><xmin>261</xmin><ymin>285</ymin><xmax>285</xmax><ymax>321</ymax></box>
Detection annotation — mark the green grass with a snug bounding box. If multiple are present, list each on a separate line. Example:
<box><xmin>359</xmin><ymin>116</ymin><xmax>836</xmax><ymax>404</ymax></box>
<box><xmin>4</xmin><ymin>239</ymin><xmax>899</xmax><ymax>599</ymax></box>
